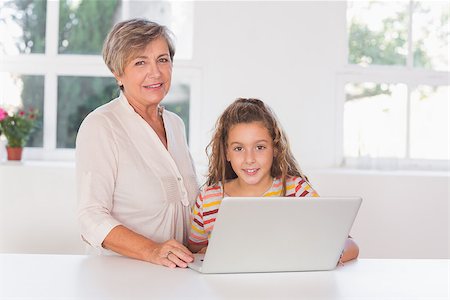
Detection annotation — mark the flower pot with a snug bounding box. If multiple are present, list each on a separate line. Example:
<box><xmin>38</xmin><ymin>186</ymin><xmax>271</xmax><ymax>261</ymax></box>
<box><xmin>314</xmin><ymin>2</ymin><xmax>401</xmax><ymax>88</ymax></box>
<box><xmin>6</xmin><ymin>147</ymin><xmax>23</xmax><ymax>161</ymax></box>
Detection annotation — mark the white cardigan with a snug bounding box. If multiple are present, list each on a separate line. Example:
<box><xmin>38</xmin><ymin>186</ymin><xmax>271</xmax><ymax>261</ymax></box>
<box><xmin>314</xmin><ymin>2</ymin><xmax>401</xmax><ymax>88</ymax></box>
<box><xmin>75</xmin><ymin>93</ymin><xmax>198</xmax><ymax>254</ymax></box>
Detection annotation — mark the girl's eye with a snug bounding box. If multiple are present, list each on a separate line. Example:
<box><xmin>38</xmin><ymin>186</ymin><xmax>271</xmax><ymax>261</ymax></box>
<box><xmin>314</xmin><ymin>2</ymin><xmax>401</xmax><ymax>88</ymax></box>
<box><xmin>135</xmin><ymin>61</ymin><xmax>145</xmax><ymax>66</ymax></box>
<box><xmin>256</xmin><ymin>145</ymin><xmax>266</xmax><ymax>150</ymax></box>
<box><xmin>233</xmin><ymin>146</ymin><xmax>243</xmax><ymax>152</ymax></box>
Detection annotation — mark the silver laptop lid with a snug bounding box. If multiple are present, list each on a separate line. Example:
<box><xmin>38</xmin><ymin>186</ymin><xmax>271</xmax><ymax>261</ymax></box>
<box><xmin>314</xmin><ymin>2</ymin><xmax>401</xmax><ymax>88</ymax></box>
<box><xmin>193</xmin><ymin>196</ymin><xmax>362</xmax><ymax>274</ymax></box>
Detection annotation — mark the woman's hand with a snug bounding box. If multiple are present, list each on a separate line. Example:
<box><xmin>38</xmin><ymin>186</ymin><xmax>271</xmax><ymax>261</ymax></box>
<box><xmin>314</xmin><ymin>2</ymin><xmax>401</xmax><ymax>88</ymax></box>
<box><xmin>148</xmin><ymin>239</ymin><xmax>194</xmax><ymax>269</ymax></box>
<box><xmin>102</xmin><ymin>226</ymin><xmax>194</xmax><ymax>268</ymax></box>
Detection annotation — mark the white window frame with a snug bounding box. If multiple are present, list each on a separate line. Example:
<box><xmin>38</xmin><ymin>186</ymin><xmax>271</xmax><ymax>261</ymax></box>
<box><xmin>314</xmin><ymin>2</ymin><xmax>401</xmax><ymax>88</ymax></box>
<box><xmin>0</xmin><ymin>0</ymin><xmax>200</xmax><ymax>162</ymax></box>
<box><xmin>337</xmin><ymin>1</ymin><xmax>450</xmax><ymax>171</ymax></box>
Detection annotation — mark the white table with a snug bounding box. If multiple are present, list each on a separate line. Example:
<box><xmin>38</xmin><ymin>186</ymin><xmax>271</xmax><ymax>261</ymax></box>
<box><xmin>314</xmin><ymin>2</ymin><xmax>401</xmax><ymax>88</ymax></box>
<box><xmin>0</xmin><ymin>254</ymin><xmax>448</xmax><ymax>299</ymax></box>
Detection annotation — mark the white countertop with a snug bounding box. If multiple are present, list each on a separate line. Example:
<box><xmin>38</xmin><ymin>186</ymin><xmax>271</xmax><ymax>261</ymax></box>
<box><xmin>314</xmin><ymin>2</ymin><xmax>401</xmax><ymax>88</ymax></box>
<box><xmin>0</xmin><ymin>254</ymin><xmax>448</xmax><ymax>299</ymax></box>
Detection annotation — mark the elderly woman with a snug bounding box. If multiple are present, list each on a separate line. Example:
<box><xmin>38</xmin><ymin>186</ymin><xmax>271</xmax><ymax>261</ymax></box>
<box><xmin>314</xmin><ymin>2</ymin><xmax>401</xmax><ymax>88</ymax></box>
<box><xmin>76</xmin><ymin>18</ymin><xmax>198</xmax><ymax>268</ymax></box>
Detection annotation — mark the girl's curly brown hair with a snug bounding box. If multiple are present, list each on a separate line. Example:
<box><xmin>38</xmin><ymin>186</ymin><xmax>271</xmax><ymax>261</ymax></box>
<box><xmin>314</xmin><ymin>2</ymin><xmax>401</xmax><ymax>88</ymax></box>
<box><xmin>206</xmin><ymin>98</ymin><xmax>307</xmax><ymax>196</ymax></box>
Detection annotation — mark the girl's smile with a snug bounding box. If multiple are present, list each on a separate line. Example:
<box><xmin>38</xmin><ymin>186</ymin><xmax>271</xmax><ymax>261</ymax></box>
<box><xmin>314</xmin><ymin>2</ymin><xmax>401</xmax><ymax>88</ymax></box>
<box><xmin>243</xmin><ymin>168</ymin><xmax>259</xmax><ymax>175</ymax></box>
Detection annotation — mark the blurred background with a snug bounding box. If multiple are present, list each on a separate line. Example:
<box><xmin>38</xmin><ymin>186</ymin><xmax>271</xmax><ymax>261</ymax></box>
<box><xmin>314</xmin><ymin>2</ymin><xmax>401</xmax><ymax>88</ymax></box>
<box><xmin>0</xmin><ymin>1</ymin><xmax>448</xmax><ymax>259</ymax></box>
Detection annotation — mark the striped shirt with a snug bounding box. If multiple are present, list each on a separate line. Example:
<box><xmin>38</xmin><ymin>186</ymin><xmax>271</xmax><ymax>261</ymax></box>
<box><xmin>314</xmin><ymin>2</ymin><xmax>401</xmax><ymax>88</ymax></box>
<box><xmin>189</xmin><ymin>176</ymin><xmax>319</xmax><ymax>246</ymax></box>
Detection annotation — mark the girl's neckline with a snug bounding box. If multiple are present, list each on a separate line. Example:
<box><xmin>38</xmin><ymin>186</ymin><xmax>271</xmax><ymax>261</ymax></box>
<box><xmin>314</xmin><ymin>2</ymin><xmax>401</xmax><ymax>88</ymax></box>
<box><xmin>224</xmin><ymin>177</ymin><xmax>278</xmax><ymax>197</ymax></box>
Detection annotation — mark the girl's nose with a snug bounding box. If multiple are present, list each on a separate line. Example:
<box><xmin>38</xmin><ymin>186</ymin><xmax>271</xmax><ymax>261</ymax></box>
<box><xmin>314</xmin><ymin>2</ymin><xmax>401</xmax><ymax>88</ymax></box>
<box><xmin>245</xmin><ymin>150</ymin><xmax>256</xmax><ymax>164</ymax></box>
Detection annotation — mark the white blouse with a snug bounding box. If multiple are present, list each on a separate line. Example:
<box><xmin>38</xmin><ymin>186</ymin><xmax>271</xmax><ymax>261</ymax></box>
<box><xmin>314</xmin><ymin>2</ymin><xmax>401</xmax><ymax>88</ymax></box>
<box><xmin>75</xmin><ymin>93</ymin><xmax>199</xmax><ymax>254</ymax></box>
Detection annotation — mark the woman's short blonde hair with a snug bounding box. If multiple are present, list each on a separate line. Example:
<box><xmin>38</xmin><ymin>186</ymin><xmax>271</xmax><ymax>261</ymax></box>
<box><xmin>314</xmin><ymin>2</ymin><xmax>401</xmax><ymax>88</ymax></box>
<box><xmin>102</xmin><ymin>18</ymin><xmax>175</xmax><ymax>77</ymax></box>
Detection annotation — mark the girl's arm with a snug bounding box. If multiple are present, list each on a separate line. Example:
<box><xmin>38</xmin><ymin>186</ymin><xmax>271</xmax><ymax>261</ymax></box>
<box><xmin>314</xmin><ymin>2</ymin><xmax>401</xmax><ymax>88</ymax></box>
<box><xmin>188</xmin><ymin>241</ymin><xmax>207</xmax><ymax>253</ymax></box>
<box><xmin>340</xmin><ymin>237</ymin><xmax>359</xmax><ymax>263</ymax></box>
<box><xmin>188</xmin><ymin>193</ymin><xmax>209</xmax><ymax>253</ymax></box>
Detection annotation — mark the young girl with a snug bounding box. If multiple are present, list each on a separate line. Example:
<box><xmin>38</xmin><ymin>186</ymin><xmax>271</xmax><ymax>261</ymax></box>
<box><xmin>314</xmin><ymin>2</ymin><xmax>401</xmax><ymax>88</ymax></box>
<box><xmin>188</xmin><ymin>98</ymin><xmax>359</xmax><ymax>263</ymax></box>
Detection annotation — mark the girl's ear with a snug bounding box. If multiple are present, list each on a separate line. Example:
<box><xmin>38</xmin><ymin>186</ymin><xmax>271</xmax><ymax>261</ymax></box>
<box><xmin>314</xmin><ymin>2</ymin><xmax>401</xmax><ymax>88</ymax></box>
<box><xmin>224</xmin><ymin>144</ymin><xmax>230</xmax><ymax>161</ymax></box>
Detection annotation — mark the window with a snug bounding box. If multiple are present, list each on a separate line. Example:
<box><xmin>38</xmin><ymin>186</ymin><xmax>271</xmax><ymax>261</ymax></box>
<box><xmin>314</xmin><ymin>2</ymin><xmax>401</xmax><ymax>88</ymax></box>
<box><xmin>340</xmin><ymin>1</ymin><xmax>449</xmax><ymax>170</ymax></box>
<box><xmin>0</xmin><ymin>0</ymin><xmax>195</xmax><ymax>160</ymax></box>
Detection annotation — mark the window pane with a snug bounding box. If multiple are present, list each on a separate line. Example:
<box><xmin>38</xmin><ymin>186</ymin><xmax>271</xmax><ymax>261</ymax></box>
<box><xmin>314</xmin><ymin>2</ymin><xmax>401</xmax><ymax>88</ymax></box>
<box><xmin>162</xmin><ymin>83</ymin><xmax>190</xmax><ymax>142</ymax></box>
<box><xmin>0</xmin><ymin>73</ymin><xmax>44</xmax><ymax>147</ymax></box>
<box><xmin>59</xmin><ymin>0</ymin><xmax>120</xmax><ymax>54</ymax></box>
<box><xmin>412</xmin><ymin>1</ymin><xmax>450</xmax><ymax>71</ymax></box>
<box><xmin>410</xmin><ymin>85</ymin><xmax>449</xmax><ymax>160</ymax></box>
<box><xmin>125</xmin><ymin>1</ymin><xmax>194</xmax><ymax>60</ymax></box>
<box><xmin>57</xmin><ymin>76</ymin><xmax>118</xmax><ymax>148</ymax></box>
<box><xmin>58</xmin><ymin>1</ymin><xmax>193</xmax><ymax>58</ymax></box>
<box><xmin>344</xmin><ymin>82</ymin><xmax>407</xmax><ymax>158</ymax></box>
<box><xmin>347</xmin><ymin>1</ymin><xmax>408</xmax><ymax>66</ymax></box>
<box><xmin>0</xmin><ymin>0</ymin><xmax>47</xmax><ymax>54</ymax></box>
<box><xmin>57</xmin><ymin>77</ymin><xmax>190</xmax><ymax>149</ymax></box>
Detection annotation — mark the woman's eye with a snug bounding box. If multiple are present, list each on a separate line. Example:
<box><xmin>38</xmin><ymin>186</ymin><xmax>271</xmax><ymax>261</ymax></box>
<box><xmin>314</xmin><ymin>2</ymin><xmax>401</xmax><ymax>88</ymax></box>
<box><xmin>159</xmin><ymin>57</ymin><xmax>170</xmax><ymax>63</ymax></box>
<box><xmin>135</xmin><ymin>61</ymin><xmax>145</xmax><ymax>66</ymax></box>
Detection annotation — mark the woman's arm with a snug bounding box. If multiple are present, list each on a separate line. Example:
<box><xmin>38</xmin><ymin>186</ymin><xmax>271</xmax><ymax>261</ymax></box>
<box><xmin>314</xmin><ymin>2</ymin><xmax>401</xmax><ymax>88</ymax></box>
<box><xmin>340</xmin><ymin>237</ymin><xmax>359</xmax><ymax>263</ymax></box>
<box><xmin>103</xmin><ymin>225</ymin><xmax>193</xmax><ymax>268</ymax></box>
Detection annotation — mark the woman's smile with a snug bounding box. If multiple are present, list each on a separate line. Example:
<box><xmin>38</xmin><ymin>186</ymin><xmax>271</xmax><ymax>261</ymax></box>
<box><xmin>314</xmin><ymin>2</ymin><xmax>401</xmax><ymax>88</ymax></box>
<box><xmin>143</xmin><ymin>83</ymin><xmax>163</xmax><ymax>89</ymax></box>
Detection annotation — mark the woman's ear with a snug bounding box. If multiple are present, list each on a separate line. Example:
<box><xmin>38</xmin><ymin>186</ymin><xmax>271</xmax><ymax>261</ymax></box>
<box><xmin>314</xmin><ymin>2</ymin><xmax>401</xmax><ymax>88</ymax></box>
<box><xmin>113</xmin><ymin>73</ymin><xmax>122</xmax><ymax>86</ymax></box>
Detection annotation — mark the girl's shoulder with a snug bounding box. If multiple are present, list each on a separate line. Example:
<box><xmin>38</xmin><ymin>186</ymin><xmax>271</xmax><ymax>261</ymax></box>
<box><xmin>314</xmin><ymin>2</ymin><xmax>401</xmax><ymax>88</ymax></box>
<box><xmin>285</xmin><ymin>175</ymin><xmax>307</xmax><ymax>185</ymax></box>
<box><xmin>285</xmin><ymin>176</ymin><xmax>319</xmax><ymax>197</ymax></box>
<box><xmin>198</xmin><ymin>182</ymin><xmax>224</xmax><ymax>203</ymax></box>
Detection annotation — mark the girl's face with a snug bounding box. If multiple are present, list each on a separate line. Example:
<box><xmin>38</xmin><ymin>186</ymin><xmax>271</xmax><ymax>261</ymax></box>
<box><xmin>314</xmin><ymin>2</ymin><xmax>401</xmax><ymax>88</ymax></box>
<box><xmin>226</xmin><ymin>121</ymin><xmax>274</xmax><ymax>191</ymax></box>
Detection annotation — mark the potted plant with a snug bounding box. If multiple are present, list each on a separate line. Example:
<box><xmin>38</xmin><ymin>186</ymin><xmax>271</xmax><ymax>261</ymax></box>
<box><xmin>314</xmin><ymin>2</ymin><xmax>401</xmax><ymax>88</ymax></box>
<box><xmin>0</xmin><ymin>106</ymin><xmax>39</xmax><ymax>161</ymax></box>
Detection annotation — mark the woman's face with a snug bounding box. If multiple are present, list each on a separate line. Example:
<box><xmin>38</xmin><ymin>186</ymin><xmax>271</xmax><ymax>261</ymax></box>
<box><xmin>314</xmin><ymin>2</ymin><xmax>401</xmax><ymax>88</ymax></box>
<box><xmin>226</xmin><ymin>121</ymin><xmax>274</xmax><ymax>190</ymax></box>
<box><xmin>116</xmin><ymin>37</ymin><xmax>172</xmax><ymax>110</ymax></box>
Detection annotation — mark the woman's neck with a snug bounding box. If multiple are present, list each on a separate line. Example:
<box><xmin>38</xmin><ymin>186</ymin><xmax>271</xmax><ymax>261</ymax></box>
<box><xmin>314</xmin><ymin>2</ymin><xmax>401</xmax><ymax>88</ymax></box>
<box><xmin>124</xmin><ymin>93</ymin><xmax>167</xmax><ymax>149</ymax></box>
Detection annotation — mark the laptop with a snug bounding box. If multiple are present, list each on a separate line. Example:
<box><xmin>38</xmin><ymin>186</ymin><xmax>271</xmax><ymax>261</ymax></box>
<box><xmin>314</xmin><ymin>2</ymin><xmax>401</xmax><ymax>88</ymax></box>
<box><xmin>188</xmin><ymin>196</ymin><xmax>362</xmax><ymax>274</ymax></box>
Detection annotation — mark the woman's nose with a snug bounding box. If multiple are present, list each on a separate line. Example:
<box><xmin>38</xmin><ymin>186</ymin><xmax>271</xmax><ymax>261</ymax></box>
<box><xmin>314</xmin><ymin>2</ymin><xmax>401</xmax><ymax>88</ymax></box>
<box><xmin>146</xmin><ymin>62</ymin><xmax>161</xmax><ymax>78</ymax></box>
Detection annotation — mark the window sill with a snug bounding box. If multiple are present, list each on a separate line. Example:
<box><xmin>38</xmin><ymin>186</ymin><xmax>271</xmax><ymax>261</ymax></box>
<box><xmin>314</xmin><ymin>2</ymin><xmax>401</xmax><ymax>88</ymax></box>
<box><xmin>308</xmin><ymin>167</ymin><xmax>449</xmax><ymax>178</ymax></box>
<box><xmin>0</xmin><ymin>160</ymin><xmax>75</xmax><ymax>169</ymax></box>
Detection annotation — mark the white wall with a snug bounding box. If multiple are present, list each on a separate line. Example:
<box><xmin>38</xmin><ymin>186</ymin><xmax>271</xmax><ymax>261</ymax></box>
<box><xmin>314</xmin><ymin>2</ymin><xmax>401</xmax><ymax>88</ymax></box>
<box><xmin>308</xmin><ymin>169</ymin><xmax>449</xmax><ymax>259</ymax></box>
<box><xmin>0</xmin><ymin>162</ymin><xmax>85</xmax><ymax>254</ymax></box>
<box><xmin>190</xmin><ymin>1</ymin><xmax>345</xmax><ymax>169</ymax></box>
<box><xmin>0</xmin><ymin>2</ymin><xmax>448</xmax><ymax>258</ymax></box>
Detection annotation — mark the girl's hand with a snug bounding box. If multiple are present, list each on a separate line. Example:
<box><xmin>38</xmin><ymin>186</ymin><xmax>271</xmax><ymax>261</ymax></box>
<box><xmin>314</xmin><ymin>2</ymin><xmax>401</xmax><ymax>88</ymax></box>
<box><xmin>148</xmin><ymin>239</ymin><xmax>194</xmax><ymax>268</ymax></box>
<box><xmin>198</xmin><ymin>246</ymin><xmax>208</xmax><ymax>254</ymax></box>
<box><xmin>340</xmin><ymin>238</ymin><xmax>359</xmax><ymax>263</ymax></box>
<box><xmin>337</xmin><ymin>238</ymin><xmax>360</xmax><ymax>266</ymax></box>
<box><xmin>337</xmin><ymin>252</ymin><xmax>345</xmax><ymax>266</ymax></box>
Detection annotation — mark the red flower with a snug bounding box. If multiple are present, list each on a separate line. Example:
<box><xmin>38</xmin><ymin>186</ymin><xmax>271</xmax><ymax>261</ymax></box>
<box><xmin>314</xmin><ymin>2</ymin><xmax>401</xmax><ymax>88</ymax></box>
<box><xmin>0</xmin><ymin>106</ymin><xmax>39</xmax><ymax>147</ymax></box>
<box><xmin>0</xmin><ymin>108</ymin><xmax>7</xmax><ymax>121</ymax></box>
